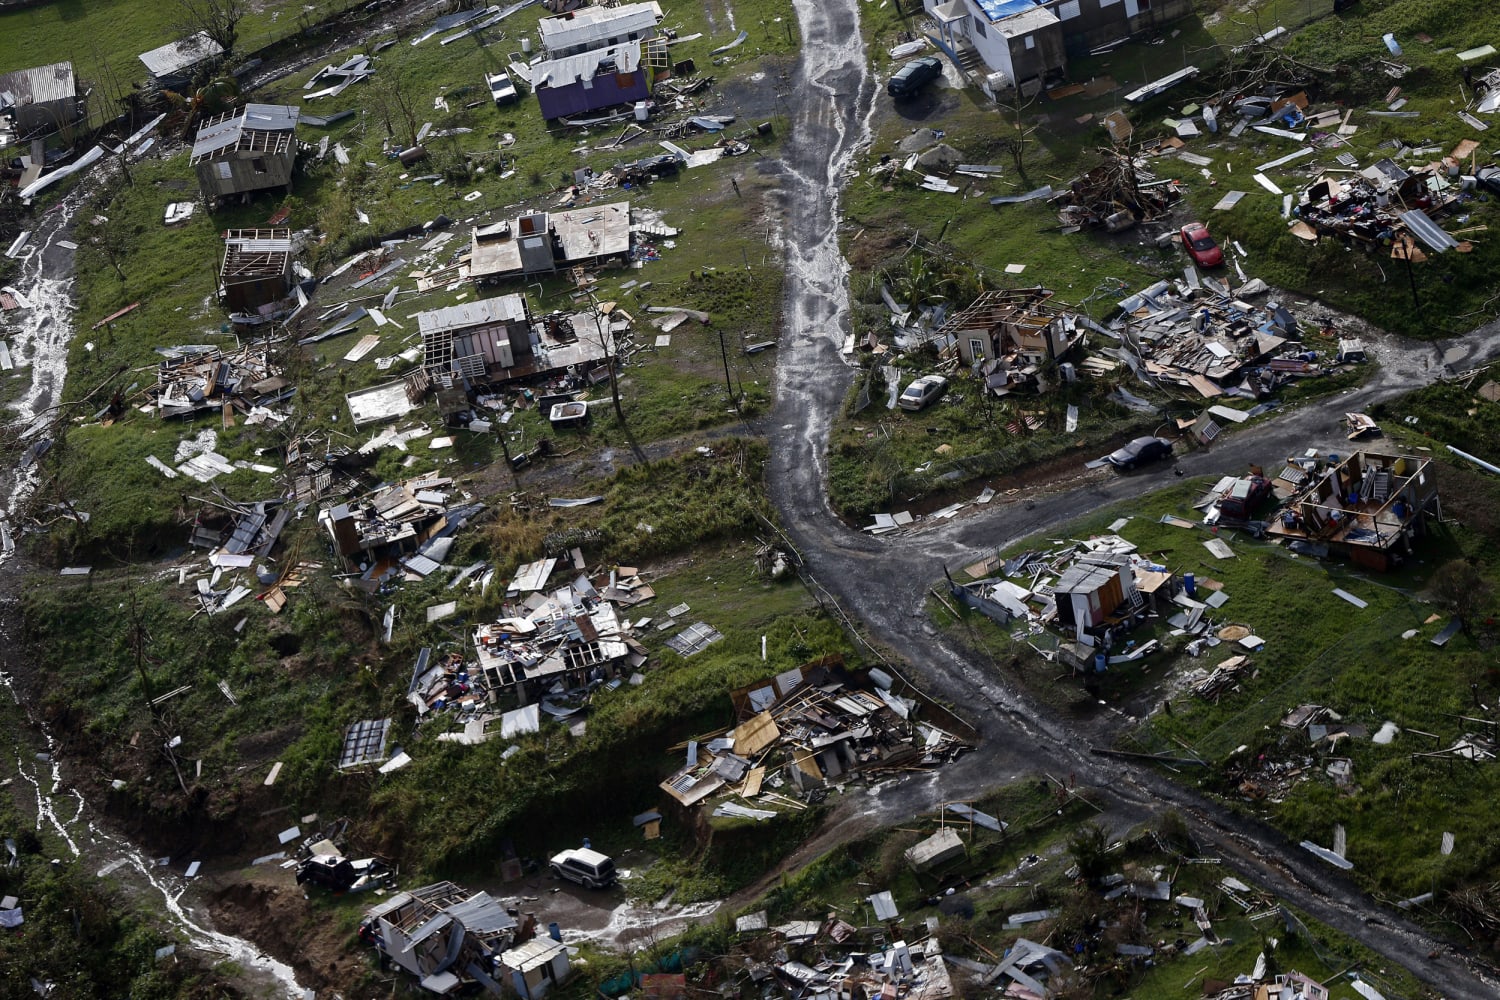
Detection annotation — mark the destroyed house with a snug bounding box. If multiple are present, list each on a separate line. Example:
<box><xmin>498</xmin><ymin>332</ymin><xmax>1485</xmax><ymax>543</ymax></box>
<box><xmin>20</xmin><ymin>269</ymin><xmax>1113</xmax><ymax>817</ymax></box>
<box><xmin>152</xmin><ymin>345</ymin><xmax>292</xmax><ymax>420</ymax></box>
<box><xmin>469</xmin><ymin>202</ymin><xmax>633</xmax><ymax>283</ymax></box>
<box><xmin>925</xmin><ymin>0</ymin><xmax>1065</xmax><ymax>95</ymax></box>
<box><xmin>941</xmin><ymin>287</ymin><xmax>1080</xmax><ymax>391</ymax></box>
<box><xmin>1114</xmin><ymin>278</ymin><xmax>1301</xmax><ymax>400</ymax></box>
<box><xmin>1052</xmin><ymin>554</ymin><xmax>1140</xmax><ymax>637</ymax></box>
<box><xmin>138</xmin><ymin>31</ymin><xmax>225</xmax><ymax>91</ymax></box>
<box><xmin>419</xmin><ymin>295</ymin><xmax>535</xmax><ymax>383</ymax></box>
<box><xmin>537</xmin><ymin>1</ymin><xmax>663</xmax><ymax>59</ymax></box>
<box><xmin>1297</xmin><ymin>163</ymin><xmax>1460</xmax><ymax>250</ymax></box>
<box><xmin>1267</xmin><ymin>451</ymin><xmax>1439</xmax><ymax>571</ymax></box>
<box><xmin>363</xmin><ymin>882</ymin><xmax>520</xmax><ymax>995</ymax></box>
<box><xmin>471</xmin><ymin>598</ymin><xmax>634</xmax><ymax>703</ymax></box>
<box><xmin>220</xmin><ymin>229</ymin><xmax>293</xmax><ymax>314</ymax></box>
<box><xmin>322</xmin><ymin>474</ymin><xmax>482</xmax><ymax>581</ymax></box>
<box><xmin>190</xmin><ymin>103</ymin><xmax>299</xmax><ymax>205</ymax></box>
<box><xmin>661</xmin><ymin>658</ymin><xmax>970</xmax><ymax>808</ymax></box>
<box><xmin>0</xmin><ymin>62</ymin><xmax>82</xmax><ymax>140</ymax></box>
<box><xmin>533</xmin><ymin>42</ymin><xmax>651</xmax><ymax>121</ymax></box>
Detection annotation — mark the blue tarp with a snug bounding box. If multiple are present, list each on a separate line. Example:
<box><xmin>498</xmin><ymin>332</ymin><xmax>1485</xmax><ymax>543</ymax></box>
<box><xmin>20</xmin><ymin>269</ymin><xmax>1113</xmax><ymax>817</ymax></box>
<box><xmin>973</xmin><ymin>0</ymin><xmax>1044</xmax><ymax>22</ymax></box>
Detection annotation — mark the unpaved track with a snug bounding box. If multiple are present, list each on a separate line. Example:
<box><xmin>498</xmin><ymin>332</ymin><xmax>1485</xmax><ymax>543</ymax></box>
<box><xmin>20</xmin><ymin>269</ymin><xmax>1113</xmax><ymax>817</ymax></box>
<box><xmin>771</xmin><ymin>0</ymin><xmax>1500</xmax><ymax>992</ymax></box>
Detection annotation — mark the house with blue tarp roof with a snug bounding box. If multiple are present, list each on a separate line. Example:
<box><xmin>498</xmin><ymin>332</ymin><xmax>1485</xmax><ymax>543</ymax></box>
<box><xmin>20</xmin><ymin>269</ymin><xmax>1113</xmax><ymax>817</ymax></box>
<box><xmin>924</xmin><ymin>0</ymin><xmax>1065</xmax><ymax>95</ymax></box>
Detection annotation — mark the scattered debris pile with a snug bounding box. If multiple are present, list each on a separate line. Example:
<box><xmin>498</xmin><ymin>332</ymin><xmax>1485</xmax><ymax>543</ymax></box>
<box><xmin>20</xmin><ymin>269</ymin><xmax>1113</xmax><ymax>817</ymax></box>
<box><xmin>321</xmin><ymin>473</ymin><xmax>485</xmax><ymax>587</ymax></box>
<box><xmin>1294</xmin><ymin>156</ymin><xmax>1465</xmax><ymax>255</ymax></box>
<box><xmin>1055</xmin><ymin>151</ymin><xmax>1180</xmax><ymax>232</ymax></box>
<box><xmin>150</xmin><ymin>344</ymin><xmax>295</xmax><ymax>420</ymax></box>
<box><xmin>659</xmin><ymin>657</ymin><xmax>971</xmax><ymax>814</ymax></box>
<box><xmin>1104</xmin><ymin>278</ymin><xmax>1331</xmax><ymax>400</ymax></box>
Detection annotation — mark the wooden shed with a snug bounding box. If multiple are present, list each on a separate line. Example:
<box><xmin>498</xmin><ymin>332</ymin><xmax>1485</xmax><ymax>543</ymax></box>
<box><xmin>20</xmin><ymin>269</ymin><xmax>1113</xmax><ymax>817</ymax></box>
<box><xmin>191</xmin><ymin>103</ymin><xmax>299</xmax><ymax>206</ymax></box>
<box><xmin>220</xmin><ymin>229</ymin><xmax>293</xmax><ymax>314</ymax></box>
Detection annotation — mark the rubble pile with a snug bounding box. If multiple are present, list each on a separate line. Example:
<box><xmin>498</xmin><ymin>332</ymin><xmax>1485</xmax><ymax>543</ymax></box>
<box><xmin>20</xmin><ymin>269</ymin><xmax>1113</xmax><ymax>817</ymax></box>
<box><xmin>1294</xmin><ymin>158</ymin><xmax>1463</xmax><ymax>252</ymax></box>
<box><xmin>150</xmin><ymin>344</ymin><xmax>294</xmax><ymax>420</ymax></box>
<box><xmin>660</xmin><ymin>657</ymin><xmax>971</xmax><ymax>813</ymax></box>
<box><xmin>1055</xmin><ymin>151</ymin><xmax>1181</xmax><ymax>232</ymax></box>
<box><xmin>1106</xmin><ymin>277</ymin><xmax>1330</xmax><ymax>399</ymax></box>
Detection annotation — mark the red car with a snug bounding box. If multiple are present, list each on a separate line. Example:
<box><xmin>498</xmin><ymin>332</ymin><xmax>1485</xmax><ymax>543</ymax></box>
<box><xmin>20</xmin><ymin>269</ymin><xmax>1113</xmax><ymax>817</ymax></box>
<box><xmin>1180</xmin><ymin>222</ymin><xmax>1224</xmax><ymax>267</ymax></box>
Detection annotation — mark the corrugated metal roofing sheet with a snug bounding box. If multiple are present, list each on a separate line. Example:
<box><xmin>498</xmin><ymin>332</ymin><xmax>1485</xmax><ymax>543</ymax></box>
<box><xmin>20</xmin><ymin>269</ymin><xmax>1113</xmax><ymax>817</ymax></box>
<box><xmin>0</xmin><ymin>62</ymin><xmax>75</xmax><ymax>109</ymax></box>
<box><xmin>139</xmin><ymin>31</ymin><xmax>225</xmax><ymax>79</ymax></box>
<box><xmin>191</xmin><ymin>103</ymin><xmax>299</xmax><ymax>160</ymax></box>
<box><xmin>417</xmin><ymin>294</ymin><xmax>529</xmax><ymax>335</ymax></box>
<box><xmin>533</xmin><ymin>41</ymin><xmax>642</xmax><ymax>89</ymax></box>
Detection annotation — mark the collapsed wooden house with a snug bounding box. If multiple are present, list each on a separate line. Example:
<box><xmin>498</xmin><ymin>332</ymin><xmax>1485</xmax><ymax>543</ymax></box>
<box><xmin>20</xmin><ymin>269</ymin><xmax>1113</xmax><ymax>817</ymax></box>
<box><xmin>941</xmin><ymin>287</ymin><xmax>1083</xmax><ymax>393</ymax></box>
<box><xmin>659</xmin><ymin>658</ymin><xmax>971</xmax><ymax>809</ymax></box>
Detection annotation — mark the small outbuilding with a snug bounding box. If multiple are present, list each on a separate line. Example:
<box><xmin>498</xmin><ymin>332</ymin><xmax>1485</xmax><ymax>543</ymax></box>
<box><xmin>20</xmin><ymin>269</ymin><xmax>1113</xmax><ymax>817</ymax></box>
<box><xmin>220</xmin><ymin>229</ymin><xmax>293</xmax><ymax>314</ymax></box>
<box><xmin>498</xmin><ymin>936</ymin><xmax>573</xmax><ymax>999</ymax></box>
<box><xmin>139</xmin><ymin>31</ymin><xmax>226</xmax><ymax>91</ymax></box>
<box><xmin>191</xmin><ymin>103</ymin><xmax>299</xmax><ymax>206</ymax></box>
<box><xmin>0</xmin><ymin>62</ymin><xmax>83</xmax><ymax>140</ymax></box>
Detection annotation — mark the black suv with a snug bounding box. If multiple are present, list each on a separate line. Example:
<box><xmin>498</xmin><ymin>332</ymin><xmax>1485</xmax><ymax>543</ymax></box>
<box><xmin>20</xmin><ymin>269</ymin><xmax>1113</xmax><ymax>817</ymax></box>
<box><xmin>888</xmin><ymin>57</ymin><xmax>943</xmax><ymax>99</ymax></box>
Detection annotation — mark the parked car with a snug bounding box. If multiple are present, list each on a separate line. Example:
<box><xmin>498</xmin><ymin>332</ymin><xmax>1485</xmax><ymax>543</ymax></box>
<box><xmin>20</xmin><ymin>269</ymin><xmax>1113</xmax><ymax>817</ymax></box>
<box><xmin>1105</xmin><ymin>436</ymin><xmax>1173</xmax><ymax>471</ymax></box>
<box><xmin>898</xmin><ymin>374</ymin><xmax>948</xmax><ymax>411</ymax></box>
<box><xmin>1179</xmin><ymin>222</ymin><xmax>1224</xmax><ymax>268</ymax></box>
<box><xmin>295</xmin><ymin>852</ymin><xmax>395</xmax><ymax>894</ymax></box>
<box><xmin>549</xmin><ymin>847</ymin><xmax>617</xmax><ymax>889</ymax></box>
<box><xmin>487</xmin><ymin>70</ymin><xmax>519</xmax><ymax>106</ymax></box>
<box><xmin>887</xmin><ymin>57</ymin><xmax>943</xmax><ymax>99</ymax></box>
<box><xmin>1215</xmin><ymin>475</ymin><xmax>1272</xmax><ymax>520</ymax></box>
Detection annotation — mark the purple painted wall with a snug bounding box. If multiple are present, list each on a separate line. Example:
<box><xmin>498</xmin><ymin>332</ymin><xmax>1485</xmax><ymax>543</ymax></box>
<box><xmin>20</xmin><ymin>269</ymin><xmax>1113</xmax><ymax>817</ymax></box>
<box><xmin>537</xmin><ymin>69</ymin><xmax>650</xmax><ymax>119</ymax></box>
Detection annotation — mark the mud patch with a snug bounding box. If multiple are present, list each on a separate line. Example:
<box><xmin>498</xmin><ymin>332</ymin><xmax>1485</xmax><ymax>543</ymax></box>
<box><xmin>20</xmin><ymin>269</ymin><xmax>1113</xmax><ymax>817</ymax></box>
<box><xmin>208</xmin><ymin>871</ymin><xmax>370</xmax><ymax>993</ymax></box>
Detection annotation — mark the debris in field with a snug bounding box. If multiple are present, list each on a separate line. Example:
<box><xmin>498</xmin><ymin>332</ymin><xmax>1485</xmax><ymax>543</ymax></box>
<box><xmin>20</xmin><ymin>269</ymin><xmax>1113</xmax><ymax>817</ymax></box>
<box><xmin>1055</xmin><ymin>150</ymin><xmax>1180</xmax><ymax>232</ymax></box>
<box><xmin>303</xmin><ymin>54</ymin><xmax>374</xmax><ymax>99</ymax></box>
<box><xmin>150</xmin><ymin>344</ymin><xmax>294</xmax><ymax>421</ymax></box>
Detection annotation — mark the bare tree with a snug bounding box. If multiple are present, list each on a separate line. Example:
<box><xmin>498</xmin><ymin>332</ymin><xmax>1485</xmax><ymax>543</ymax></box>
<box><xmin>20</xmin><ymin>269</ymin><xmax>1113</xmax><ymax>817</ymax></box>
<box><xmin>176</xmin><ymin>0</ymin><xmax>245</xmax><ymax>59</ymax></box>
<box><xmin>584</xmin><ymin>294</ymin><xmax>626</xmax><ymax>424</ymax></box>
<box><xmin>368</xmin><ymin>66</ymin><xmax>422</xmax><ymax>149</ymax></box>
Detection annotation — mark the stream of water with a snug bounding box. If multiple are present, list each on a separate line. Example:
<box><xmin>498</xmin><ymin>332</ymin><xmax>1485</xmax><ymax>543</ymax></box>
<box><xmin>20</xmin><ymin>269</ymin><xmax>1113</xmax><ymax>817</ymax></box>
<box><xmin>1</xmin><ymin>173</ymin><xmax>307</xmax><ymax>997</ymax></box>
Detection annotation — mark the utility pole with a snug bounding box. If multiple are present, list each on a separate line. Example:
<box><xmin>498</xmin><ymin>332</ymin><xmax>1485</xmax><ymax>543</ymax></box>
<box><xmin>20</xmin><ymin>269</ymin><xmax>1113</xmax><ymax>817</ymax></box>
<box><xmin>717</xmin><ymin>326</ymin><xmax>737</xmax><ymax>411</ymax></box>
